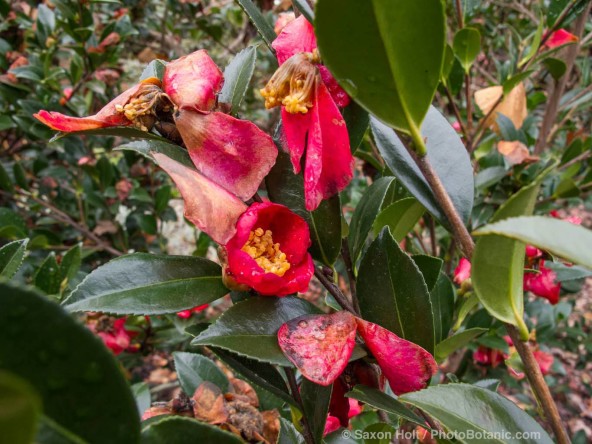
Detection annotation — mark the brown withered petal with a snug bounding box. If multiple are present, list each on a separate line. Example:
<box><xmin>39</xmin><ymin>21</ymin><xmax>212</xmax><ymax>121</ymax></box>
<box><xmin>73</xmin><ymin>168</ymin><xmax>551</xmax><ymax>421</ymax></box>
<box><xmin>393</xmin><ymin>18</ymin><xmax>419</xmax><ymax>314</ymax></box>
<box><xmin>497</xmin><ymin>140</ymin><xmax>540</xmax><ymax>166</ymax></box>
<box><xmin>261</xmin><ymin>410</ymin><xmax>281</xmax><ymax>444</ymax></box>
<box><xmin>226</xmin><ymin>399</ymin><xmax>264</xmax><ymax>442</ymax></box>
<box><xmin>229</xmin><ymin>378</ymin><xmax>259</xmax><ymax>407</ymax></box>
<box><xmin>474</xmin><ymin>83</ymin><xmax>527</xmax><ymax>132</ymax></box>
<box><xmin>192</xmin><ymin>382</ymin><xmax>229</xmax><ymax>424</ymax></box>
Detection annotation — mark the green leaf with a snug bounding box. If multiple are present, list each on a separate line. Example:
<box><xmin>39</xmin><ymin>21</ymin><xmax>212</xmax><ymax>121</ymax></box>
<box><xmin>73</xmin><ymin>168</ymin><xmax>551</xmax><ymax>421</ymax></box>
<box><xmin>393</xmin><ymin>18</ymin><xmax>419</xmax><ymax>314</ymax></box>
<box><xmin>211</xmin><ymin>348</ymin><xmax>296</xmax><ymax>406</ymax></box>
<box><xmin>0</xmin><ymin>283</ymin><xmax>140</xmax><ymax>443</ymax></box>
<box><xmin>219</xmin><ymin>46</ymin><xmax>257</xmax><ymax>112</ymax></box>
<box><xmin>371</xmin><ymin>107</ymin><xmax>474</xmax><ymax>229</ymax></box>
<box><xmin>0</xmin><ymin>162</ymin><xmax>13</xmax><ymax>192</ymax></box>
<box><xmin>63</xmin><ymin>253</ymin><xmax>227</xmax><ymax>315</ymax></box>
<box><xmin>34</xmin><ymin>253</ymin><xmax>61</xmax><ymax>295</ymax></box>
<box><xmin>116</xmin><ymin>139</ymin><xmax>194</xmax><ymax>170</ymax></box>
<box><xmin>59</xmin><ymin>244</ymin><xmax>81</xmax><ymax>288</ymax></box>
<box><xmin>344</xmin><ymin>101</ymin><xmax>370</xmax><ymax>152</ymax></box>
<box><xmin>431</xmin><ymin>274</ymin><xmax>456</xmax><ymax>344</ymax></box>
<box><xmin>266</xmin><ymin>150</ymin><xmax>341</xmax><ymax>266</ymax></box>
<box><xmin>141</xmin><ymin>416</ymin><xmax>243</xmax><ymax>444</ymax></box>
<box><xmin>542</xmin><ymin>57</ymin><xmax>567</xmax><ymax>80</ymax></box>
<box><xmin>475</xmin><ymin>216</ymin><xmax>592</xmax><ymax>269</ymax></box>
<box><xmin>300</xmin><ymin>379</ymin><xmax>332</xmax><ymax>444</ymax></box>
<box><xmin>0</xmin><ymin>371</ymin><xmax>41</xmax><ymax>444</ymax></box>
<box><xmin>472</xmin><ymin>166</ymin><xmax>554</xmax><ymax>337</ymax></box>
<box><xmin>372</xmin><ymin>197</ymin><xmax>425</xmax><ymax>242</ymax></box>
<box><xmin>412</xmin><ymin>254</ymin><xmax>443</xmax><ymax>293</ymax></box>
<box><xmin>349</xmin><ymin>176</ymin><xmax>395</xmax><ymax>264</ymax></box>
<box><xmin>435</xmin><ymin>328</ymin><xmax>488</xmax><ymax>362</ymax></box>
<box><xmin>346</xmin><ymin>385</ymin><xmax>426</xmax><ymax>427</ymax></box>
<box><xmin>453</xmin><ymin>293</ymin><xmax>480</xmax><ymax>331</ymax></box>
<box><xmin>140</xmin><ymin>59</ymin><xmax>167</xmax><ymax>81</ymax></box>
<box><xmin>357</xmin><ymin>227</ymin><xmax>435</xmax><ymax>354</ymax></box>
<box><xmin>518</xmin><ymin>17</ymin><xmax>544</xmax><ymax>67</ymax></box>
<box><xmin>503</xmin><ymin>70</ymin><xmax>534</xmax><ymax>95</ymax></box>
<box><xmin>131</xmin><ymin>382</ymin><xmax>151</xmax><ymax>416</ymax></box>
<box><xmin>0</xmin><ymin>208</ymin><xmax>27</xmax><ymax>239</ymax></box>
<box><xmin>279</xmin><ymin>417</ymin><xmax>305</xmax><ymax>444</ymax></box>
<box><xmin>0</xmin><ymin>238</ymin><xmax>28</xmax><ymax>280</ymax></box>
<box><xmin>173</xmin><ymin>352</ymin><xmax>230</xmax><ymax>395</ymax></box>
<box><xmin>50</xmin><ymin>126</ymin><xmax>170</xmax><ymax>143</ymax></box>
<box><xmin>12</xmin><ymin>162</ymin><xmax>28</xmax><ymax>191</ymax></box>
<box><xmin>316</xmin><ymin>0</ymin><xmax>446</xmax><ymax>139</ymax></box>
<box><xmin>453</xmin><ymin>27</ymin><xmax>481</xmax><ymax>73</ymax></box>
<box><xmin>292</xmin><ymin>0</ymin><xmax>314</xmax><ymax>23</ymax></box>
<box><xmin>191</xmin><ymin>296</ymin><xmax>322</xmax><ymax>366</ymax></box>
<box><xmin>401</xmin><ymin>384</ymin><xmax>553</xmax><ymax>444</ymax></box>
<box><xmin>235</xmin><ymin>0</ymin><xmax>276</xmax><ymax>52</ymax></box>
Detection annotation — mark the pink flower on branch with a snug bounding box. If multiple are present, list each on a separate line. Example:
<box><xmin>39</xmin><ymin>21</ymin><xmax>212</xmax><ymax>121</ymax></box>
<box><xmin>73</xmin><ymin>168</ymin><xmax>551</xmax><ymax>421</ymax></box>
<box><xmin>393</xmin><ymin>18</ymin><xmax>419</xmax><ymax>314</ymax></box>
<box><xmin>261</xmin><ymin>16</ymin><xmax>353</xmax><ymax>211</ymax></box>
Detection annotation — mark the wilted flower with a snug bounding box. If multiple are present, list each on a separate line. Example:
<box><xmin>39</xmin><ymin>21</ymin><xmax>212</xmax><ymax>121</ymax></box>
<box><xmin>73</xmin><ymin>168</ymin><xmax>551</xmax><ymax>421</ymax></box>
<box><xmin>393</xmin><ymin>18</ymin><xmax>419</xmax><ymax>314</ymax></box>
<box><xmin>261</xmin><ymin>16</ymin><xmax>353</xmax><ymax>211</ymax></box>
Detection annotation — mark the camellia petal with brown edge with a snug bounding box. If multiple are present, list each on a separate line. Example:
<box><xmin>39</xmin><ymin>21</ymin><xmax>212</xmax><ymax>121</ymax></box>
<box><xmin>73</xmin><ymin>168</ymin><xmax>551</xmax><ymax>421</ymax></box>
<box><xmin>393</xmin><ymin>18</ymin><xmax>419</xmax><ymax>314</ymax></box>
<box><xmin>163</xmin><ymin>49</ymin><xmax>223</xmax><ymax>112</ymax></box>
<box><xmin>474</xmin><ymin>82</ymin><xmax>527</xmax><ymax>131</ymax></box>
<box><xmin>355</xmin><ymin>318</ymin><xmax>438</xmax><ymax>396</ymax></box>
<box><xmin>277</xmin><ymin>311</ymin><xmax>357</xmax><ymax>386</ymax></box>
<box><xmin>153</xmin><ymin>153</ymin><xmax>247</xmax><ymax>245</ymax></box>
<box><xmin>175</xmin><ymin>110</ymin><xmax>278</xmax><ymax>201</ymax></box>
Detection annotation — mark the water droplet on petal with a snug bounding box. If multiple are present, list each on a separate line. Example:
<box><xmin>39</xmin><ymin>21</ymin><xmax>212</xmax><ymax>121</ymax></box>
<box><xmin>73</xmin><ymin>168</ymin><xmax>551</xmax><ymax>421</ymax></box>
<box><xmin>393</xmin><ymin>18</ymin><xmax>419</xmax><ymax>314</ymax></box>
<box><xmin>339</xmin><ymin>79</ymin><xmax>358</xmax><ymax>97</ymax></box>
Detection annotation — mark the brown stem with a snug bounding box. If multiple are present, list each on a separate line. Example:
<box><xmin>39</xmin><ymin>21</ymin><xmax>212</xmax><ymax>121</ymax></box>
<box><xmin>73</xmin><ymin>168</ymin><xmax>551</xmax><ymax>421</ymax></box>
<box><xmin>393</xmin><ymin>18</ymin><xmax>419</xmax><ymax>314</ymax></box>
<box><xmin>340</xmin><ymin>238</ymin><xmax>361</xmax><ymax>314</ymax></box>
<box><xmin>464</xmin><ymin>74</ymin><xmax>473</xmax><ymax>138</ymax></box>
<box><xmin>428</xmin><ymin>215</ymin><xmax>438</xmax><ymax>256</ymax></box>
<box><xmin>534</xmin><ymin>2</ymin><xmax>591</xmax><ymax>154</ymax></box>
<box><xmin>455</xmin><ymin>0</ymin><xmax>464</xmax><ymax>28</ymax></box>
<box><xmin>506</xmin><ymin>325</ymin><xmax>570</xmax><ymax>444</ymax></box>
<box><xmin>285</xmin><ymin>368</ymin><xmax>315</xmax><ymax>444</ymax></box>
<box><xmin>314</xmin><ymin>267</ymin><xmax>357</xmax><ymax>315</ymax></box>
<box><xmin>443</xmin><ymin>85</ymin><xmax>469</xmax><ymax>145</ymax></box>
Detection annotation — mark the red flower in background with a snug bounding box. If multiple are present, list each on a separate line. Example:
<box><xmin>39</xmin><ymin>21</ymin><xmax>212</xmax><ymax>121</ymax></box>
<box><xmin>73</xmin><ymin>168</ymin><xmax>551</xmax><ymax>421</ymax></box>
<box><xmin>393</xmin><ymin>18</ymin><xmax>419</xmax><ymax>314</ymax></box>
<box><xmin>523</xmin><ymin>261</ymin><xmax>561</xmax><ymax>304</ymax></box>
<box><xmin>261</xmin><ymin>16</ymin><xmax>353</xmax><ymax>211</ymax></box>
<box><xmin>544</xmin><ymin>29</ymin><xmax>578</xmax><ymax>49</ymax></box>
<box><xmin>90</xmin><ymin>318</ymin><xmax>139</xmax><ymax>355</ymax></box>
<box><xmin>453</xmin><ymin>257</ymin><xmax>471</xmax><ymax>285</ymax></box>
<box><xmin>225</xmin><ymin>202</ymin><xmax>314</xmax><ymax>296</ymax></box>
<box><xmin>177</xmin><ymin>304</ymin><xmax>209</xmax><ymax>319</ymax></box>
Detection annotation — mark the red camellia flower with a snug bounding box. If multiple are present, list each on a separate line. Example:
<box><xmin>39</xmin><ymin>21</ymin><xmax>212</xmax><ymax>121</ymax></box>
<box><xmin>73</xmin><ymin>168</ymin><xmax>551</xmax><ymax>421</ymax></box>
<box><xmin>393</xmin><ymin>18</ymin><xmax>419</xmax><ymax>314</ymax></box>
<box><xmin>544</xmin><ymin>29</ymin><xmax>578</xmax><ymax>49</ymax></box>
<box><xmin>261</xmin><ymin>16</ymin><xmax>353</xmax><ymax>211</ymax></box>
<box><xmin>523</xmin><ymin>261</ymin><xmax>561</xmax><ymax>304</ymax></box>
<box><xmin>35</xmin><ymin>50</ymin><xmax>277</xmax><ymax>202</ymax></box>
<box><xmin>453</xmin><ymin>257</ymin><xmax>472</xmax><ymax>285</ymax></box>
<box><xmin>90</xmin><ymin>318</ymin><xmax>139</xmax><ymax>355</ymax></box>
<box><xmin>225</xmin><ymin>202</ymin><xmax>314</xmax><ymax>296</ymax></box>
<box><xmin>177</xmin><ymin>304</ymin><xmax>209</xmax><ymax>319</ymax></box>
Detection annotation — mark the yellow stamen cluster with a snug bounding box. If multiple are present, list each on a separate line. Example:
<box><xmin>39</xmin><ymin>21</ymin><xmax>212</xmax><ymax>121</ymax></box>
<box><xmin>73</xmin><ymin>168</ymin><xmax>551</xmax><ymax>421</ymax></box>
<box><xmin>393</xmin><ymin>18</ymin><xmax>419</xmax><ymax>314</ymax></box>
<box><xmin>115</xmin><ymin>83</ymin><xmax>173</xmax><ymax>131</ymax></box>
<box><xmin>242</xmin><ymin>228</ymin><xmax>291</xmax><ymax>277</ymax></box>
<box><xmin>260</xmin><ymin>51</ymin><xmax>320</xmax><ymax>115</ymax></box>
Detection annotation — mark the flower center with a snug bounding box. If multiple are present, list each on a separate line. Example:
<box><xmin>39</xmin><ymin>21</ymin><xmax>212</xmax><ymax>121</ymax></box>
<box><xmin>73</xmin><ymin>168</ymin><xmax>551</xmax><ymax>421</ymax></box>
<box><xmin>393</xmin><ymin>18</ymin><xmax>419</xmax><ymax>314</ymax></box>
<box><xmin>242</xmin><ymin>228</ymin><xmax>291</xmax><ymax>276</ymax></box>
<box><xmin>115</xmin><ymin>79</ymin><xmax>174</xmax><ymax>131</ymax></box>
<box><xmin>260</xmin><ymin>51</ymin><xmax>321</xmax><ymax>114</ymax></box>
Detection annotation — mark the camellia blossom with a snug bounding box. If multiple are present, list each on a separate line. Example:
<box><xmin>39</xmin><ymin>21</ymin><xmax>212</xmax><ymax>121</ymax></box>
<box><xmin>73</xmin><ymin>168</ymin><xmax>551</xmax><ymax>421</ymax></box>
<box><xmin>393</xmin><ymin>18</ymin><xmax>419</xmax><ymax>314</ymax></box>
<box><xmin>453</xmin><ymin>257</ymin><xmax>471</xmax><ymax>285</ymax></box>
<box><xmin>177</xmin><ymin>304</ymin><xmax>209</xmax><ymax>319</ymax></box>
<box><xmin>225</xmin><ymin>202</ymin><xmax>314</xmax><ymax>296</ymax></box>
<box><xmin>35</xmin><ymin>50</ymin><xmax>277</xmax><ymax>201</ymax></box>
<box><xmin>261</xmin><ymin>16</ymin><xmax>353</xmax><ymax>211</ymax></box>
<box><xmin>544</xmin><ymin>29</ymin><xmax>578</xmax><ymax>49</ymax></box>
<box><xmin>277</xmin><ymin>311</ymin><xmax>437</xmax><ymax>394</ymax></box>
<box><xmin>90</xmin><ymin>318</ymin><xmax>139</xmax><ymax>355</ymax></box>
<box><xmin>523</xmin><ymin>261</ymin><xmax>561</xmax><ymax>304</ymax></box>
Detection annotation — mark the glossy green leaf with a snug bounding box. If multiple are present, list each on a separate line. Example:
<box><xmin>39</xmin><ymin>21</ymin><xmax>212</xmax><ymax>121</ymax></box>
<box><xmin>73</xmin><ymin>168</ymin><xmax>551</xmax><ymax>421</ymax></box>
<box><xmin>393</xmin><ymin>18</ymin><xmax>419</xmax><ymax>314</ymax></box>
<box><xmin>235</xmin><ymin>0</ymin><xmax>276</xmax><ymax>51</ymax></box>
<box><xmin>0</xmin><ymin>163</ymin><xmax>13</xmax><ymax>192</ymax></box>
<box><xmin>453</xmin><ymin>293</ymin><xmax>480</xmax><ymax>331</ymax></box>
<box><xmin>0</xmin><ymin>208</ymin><xmax>27</xmax><ymax>239</ymax></box>
<box><xmin>300</xmin><ymin>379</ymin><xmax>332</xmax><ymax>444</ymax></box>
<box><xmin>0</xmin><ymin>371</ymin><xmax>41</xmax><ymax>444</ymax></box>
<box><xmin>266</xmin><ymin>150</ymin><xmax>341</xmax><ymax>266</ymax></box>
<box><xmin>63</xmin><ymin>253</ymin><xmax>227</xmax><ymax>315</ymax></box>
<box><xmin>140</xmin><ymin>59</ymin><xmax>167</xmax><ymax>81</ymax></box>
<box><xmin>431</xmin><ymin>274</ymin><xmax>456</xmax><ymax>344</ymax></box>
<box><xmin>472</xmin><ymin>167</ymin><xmax>553</xmax><ymax>337</ymax></box>
<box><xmin>372</xmin><ymin>197</ymin><xmax>425</xmax><ymax>242</ymax></box>
<box><xmin>453</xmin><ymin>27</ymin><xmax>481</xmax><ymax>73</ymax></box>
<box><xmin>141</xmin><ymin>416</ymin><xmax>243</xmax><ymax>444</ymax></box>
<box><xmin>13</xmin><ymin>162</ymin><xmax>28</xmax><ymax>191</ymax></box>
<box><xmin>316</xmin><ymin>0</ymin><xmax>446</xmax><ymax>137</ymax></box>
<box><xmin>0</xmin><ymin>238</ymin><xmax>28</xmax><ymax>280</ymax></box>
<box><xmin>173</xmin><ymin>352</ymin><xmax>230</xmax><ymax>396</ymax></box>
<box><xmin>401</xmin><ymin>384</ymin><xmax>553</xmax><ymax>444</ymax></box>
<box><xmin>116</xmin><ymin>139</ymin><xmax>194</xmax><ymax>170</ymax></box>
<box><xmin>357</xmin><ymin>227</ymin><xmax>435</xmax><ymax>353</ymax></box>
<box><xmin>292</xmin><ymin>0</ymin><xmax>314</xmax><ymax>22</ymax></box>
<box><xmin>191</xmin><ymin>296</ymin><xmax>321</xmax><ymax>366</ymax></box>
<box><xmin>0</xmin><ymin>283</ymin><xmax>140</xmax><ymax>443</ymax></box>
<box><xmin>503</xmin><ymin>70</ymin><xmax>534</xmax><ymax>95</ymax></box>
<box><xmin>211</xmin><ymin>348</ymin><xmax>296</xmax><ymax>406</ymax></box>
<box><xmin>279</xmin><ymin>417</ymin><xmax>305</xmax><ymax>444</ymax></box>
<box><xmin>371</xmin><ymin>107</ymin><xmax>474</xmax><ymax>229</ymax></box>
<box><xmin>435</xmin><ymin>328</ymin><xmax>488</xmax><ymax>362</ymax></box>
<box><xmin>349</xmin><ymin>176</ymin><xmax>395</xmax><ymax>264</ymax></box>
<box><xmin>59</xmin><ymin>244</ymin><xmax>81</xmax><ymax>288</ymax></box>
<box><xmin>518</xmin><ymin>17</ymin><xmax>544</xmax><ymax>67</ymax></box>
<box><xmin>34</xmin><ymin>253</ymin><xmax>61</xmax><ymax>295</ymax></box>
<box><xmin>344</xmin><ymin>101</ymin><xmax>370</xmax><ymax>151</ymax></box>
<box><xmin>475</xmin><ymin>216</ymin><xmax>592</xmax><ymax>268</ymax></box>
<box><xmin>50</xmin><ymin>126</ymin><xmax>170</xmax><ymax>143</ymax></box>
<box><xmin>132</xmin><ymin>382</ymin><xmax>151</xmax><ymax>416</ymax></box>
<box><xmin>441</xmin><ymin>44</ymin><xmax>455</xmax><ymax>82</ymax></box>
<box><xmin>219</xmin><ymin>46</ymin><xmax>257</xmax><ymax>112</ymax></box>
<box><xmin>542</xmin><ymin>57</ymin><xmax>567</xmax><ymax>80</ymax></box>
<box><xmin>346</xmin><ymin>385</ymin><xmax>426</xmax><ymax>427</ymax></box>
<box><xmin>411</xmin><ymin>254</ymin><xmax>443</xmax><ymax>293</ymax></box>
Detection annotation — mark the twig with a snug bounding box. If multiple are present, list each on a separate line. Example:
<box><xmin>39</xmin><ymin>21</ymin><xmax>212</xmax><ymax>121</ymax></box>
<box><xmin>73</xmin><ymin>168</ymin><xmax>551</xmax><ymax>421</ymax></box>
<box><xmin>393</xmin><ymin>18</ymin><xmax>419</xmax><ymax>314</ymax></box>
<box><xmin>340</xmin><ymin>238</ymin><xmax>361</xmax><ymax>314</ymax></box>
<box><xmin>454</xmin><ymin>0</ymin><xmax>464</xmax><ymax>28</ymax></box>
<box><xmin>443</xmin><ymin>85</ymin><xmax>469</xmax><ymax>144</ymax></box>
<box><xmin>285</xmin><ymin>368</ymin><xmax>315</xmax><ymax>444</ymax></box>
<box><xmin>559</xmin><ymin>150</ymin><xmax>592</xmax><ymax>171</ymax></box>
<box><xmin>428</xmin><ymin>215</ymin><xmax>438</xmax><ymax>257</ymax></box>
<box><xmin>464</xmin><ymin>73</ymin><xmax>473</xmax><ymax>140</ymax></box>
<box><xmin>314</xmin><ymin>267</ymin><xmax>357</xmax><ymax>315</ymax></box>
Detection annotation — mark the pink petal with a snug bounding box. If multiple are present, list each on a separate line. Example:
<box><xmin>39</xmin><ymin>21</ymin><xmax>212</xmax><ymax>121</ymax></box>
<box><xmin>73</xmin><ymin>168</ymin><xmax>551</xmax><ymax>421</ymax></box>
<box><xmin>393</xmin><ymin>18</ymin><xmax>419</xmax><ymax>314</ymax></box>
<box><xmin>355</xmin><ymin>319</ymin><xmax>438</xmax><ymax>395</ymax></box>
<box><xmin>533</xmin><ymin>350</ymin><xmax>553</xmax><ymax>375</ymax></box>
<box><xmin>303</xmin><ymin>81</ymin><xmax>353</xmax><ymax>211</ymax></box>
<box><xmin>545</xmin><ymin>29</ymin><xmax>578</xmax><ymax>49</ymax></box>
<box><xmin>453</xmin><ymin>257</ymin><xmax>471</xmax><ymax>284</ymax></box>
<box><xmin>34</xmin><ymin>83</ymin><xmax>144</xmax><ymax>132</ymax></box>
<box><xmin>277</xmin><ymin>311</ymin><xmax>357</xmax><ymax>386</ymax></box>
<box><xmin>272</xmin><ymin>15</ymin><xmax>317</xmax><ymax>65</ymax></box>
<box><xmin>523</xmin><ymin>261</ymin><xmax>560</xmax><ymax>304</ymax></box>
<box><xmin>175</xmin><ymin>110</ymin><xmax>277</xmax><ymax>201</ymax></box>
<box><xmin>318</xmin><ymin>66</ymin><xmax>350</xmax><ymax>108</ymax></box>
<box><xmin>281</xmin><ymin>108</ymin><xmax>312</xmax><ymax>174</ymax></box>
<box><xmin>153</xmin><ymin>153</ymin><xmax>247</xmax><ymax>245</ymax></box>
<box><xmin>163</xmin><ymin>49</ymin><xmax>223</xmax><ymax>111</ymax></box>
<box><xmin>323</xmin><ymin>416</ymin><xmax>341</xmax><ymax>436</ymax></box>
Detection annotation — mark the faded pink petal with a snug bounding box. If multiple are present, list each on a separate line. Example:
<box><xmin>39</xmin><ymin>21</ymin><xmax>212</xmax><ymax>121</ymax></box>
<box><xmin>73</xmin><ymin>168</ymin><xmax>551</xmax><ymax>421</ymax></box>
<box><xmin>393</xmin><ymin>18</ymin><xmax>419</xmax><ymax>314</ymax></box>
<box><xmin>355</xmin><ymin>319</ymin><xmax>438</xmax><ymax>395</ymax></box>
<box><xmin>453</xmin><ymin>258</ymin><xmax>471</xmax><ymax>285</ymax></box>
<box><xmin>272</xmin><ymin>15</ymin><xmax>317</xmax><ymax>65</ymax></box>
<box><xmin>153</xmin><ymin>153</ymin><xmax>247</xmax><ymax>245</ymax></box>
<box><xmin>277</xmin><ymin>311</ymin><xmax>357</xmax><ymax>386</ymax></box>
<box><xmin>318</xmin><ymin>66</ymin><xmax>350</xmax><ymax>108</ymax></box>
<box><xmin>281</xmin><ymin>108</ymin><xmax>312</xmax><ymax>174</ymax></box>
<box><xmin>545</xmin><ymin>29</ymin><xmax>578</xmax><ymax>49</ymax></box>
<box><xmin>34</xmin><ymin>83</ymin><xmax>144</xmax><ymax>132</ymax></box>
<box><xmin>175</xmin><ymin>110</ymin><xmax>277</xmax><ymax>201</ymax></box>
<box><xmin>163</xmin><ymin>49</ymin><xmax>223</xmax><ymax>111</ymax></box>
<box><xmin>303</xmin><ymin>81</ymin><xmax>353</xmax><ymax>211</ymax></box>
